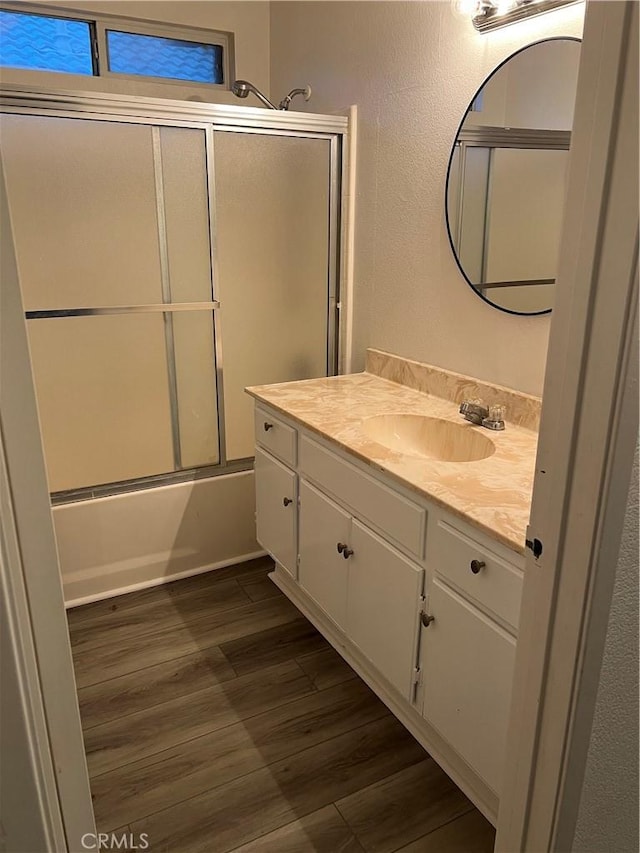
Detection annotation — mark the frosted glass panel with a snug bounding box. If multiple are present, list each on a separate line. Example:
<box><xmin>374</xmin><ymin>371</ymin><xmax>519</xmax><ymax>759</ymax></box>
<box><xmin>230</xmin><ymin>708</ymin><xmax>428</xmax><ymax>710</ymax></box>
<box><xmin>172</xmin><ymin>312</ymin><xmax>219</xmax><ymax>468</ymax></box>
<box><xmin>485</xmin><ymin>148</ymin><xmax>567</xmax><ymax>313</ymax></box>
<box><xmin>1</xmin><ymin>115</ymin><xmax>162</xmax><ymax>310</ymax></box>
<box><xmin>106</xmin><ymin>30</ymin><xmax>223</xmax><ymax>84</ymax></box>
<box><xmin>26</xmin><ymin>315</ymin><xmax>174</xmax><ymax>492</ymax></box>
<box><xmin>214</xmin><ymin>132</ymin><xmax>330</xmax><ymax>460</ymax></box>
<box><xmin>0</xmin><ymin>9</ymin><xmax>93</xmax><ymax>75</ymax></box>
<box><xmin>2</xmin><ymin>113</ymin><xmax>335</xmax><ymax>490</ymax></box>
<box><xmin>160</xmin><ymin>127</ymin><xmax>213</xmax><ymax>303</ymax></box>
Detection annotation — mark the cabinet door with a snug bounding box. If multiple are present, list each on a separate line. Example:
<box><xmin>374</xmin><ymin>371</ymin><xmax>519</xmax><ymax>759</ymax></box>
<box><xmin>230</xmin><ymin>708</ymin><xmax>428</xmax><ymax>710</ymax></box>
<box><xmin>421</xmin><ymin>578</ymin><xmax>516</xmax><ymax>795</ymax></box>
<box><xmin>255</xmin><ymin>448</ymin><xmax>297</xmax><ymax>577</ymax></box>
<box><xmin>348</xmin><ymin>520</ymin><xmax>423</xmax><ymax>700</ymax></box>
<box><xmin>298</xmin><ymin>479</ymin><xmax>350</xmax><ymax>630</ymax></box>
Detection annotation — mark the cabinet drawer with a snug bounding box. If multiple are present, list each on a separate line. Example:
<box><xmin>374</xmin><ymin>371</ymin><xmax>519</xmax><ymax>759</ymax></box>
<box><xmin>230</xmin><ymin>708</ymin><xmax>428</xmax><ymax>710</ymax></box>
<box><xmin>300</xmin><ymin>435</ymin><xmax>426</xmax><ymax>559</ymax></box>
<box><xmin>255</xmin><ymin>406</ymin><xmax>297</xmax><ymax>467</ymax></box>
<box><xmin>431</xmin><ymin>519</ymin><xmax>523</xmax><ymax>632</ymax></box>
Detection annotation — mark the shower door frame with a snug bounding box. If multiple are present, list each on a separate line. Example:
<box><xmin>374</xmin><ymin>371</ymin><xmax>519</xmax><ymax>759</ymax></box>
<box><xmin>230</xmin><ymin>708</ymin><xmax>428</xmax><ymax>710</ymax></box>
<box><xmin>0</xmin><ymin>84</ymin><xmax>348</xmax><ymax>503</ymax></box>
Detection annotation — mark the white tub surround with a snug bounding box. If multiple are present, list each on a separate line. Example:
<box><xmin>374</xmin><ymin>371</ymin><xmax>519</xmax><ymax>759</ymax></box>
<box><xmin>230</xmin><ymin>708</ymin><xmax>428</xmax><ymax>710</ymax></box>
<box><xmin>58</xmin><ymin>471</ymin><xmax>261</xmax><ymax>606</ymax></box>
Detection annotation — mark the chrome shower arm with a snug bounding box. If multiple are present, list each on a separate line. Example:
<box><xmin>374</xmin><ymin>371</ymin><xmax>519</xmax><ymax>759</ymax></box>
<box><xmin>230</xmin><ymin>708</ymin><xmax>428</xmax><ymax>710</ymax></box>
<box><xmin>232</xmin><ymin>79</ymin><xmax>311</xmax><ymax>111</ymax></box>
<box><xmin>278</xmin><ymin>85</ymin><xmax>312</xmax><ymax>111</ymax></box>
<box><xmin>249</xmin><ymin>88</ymin><xmax>279</xmax><ymax>111</ymax></box>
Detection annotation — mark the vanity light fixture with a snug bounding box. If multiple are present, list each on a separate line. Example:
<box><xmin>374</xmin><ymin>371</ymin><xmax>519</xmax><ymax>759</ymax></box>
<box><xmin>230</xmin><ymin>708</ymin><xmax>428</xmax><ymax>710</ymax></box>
<box><xmin>453</xmin><ymin>0</ymin><xmax>582</xmax><ymax>32</ymax></box>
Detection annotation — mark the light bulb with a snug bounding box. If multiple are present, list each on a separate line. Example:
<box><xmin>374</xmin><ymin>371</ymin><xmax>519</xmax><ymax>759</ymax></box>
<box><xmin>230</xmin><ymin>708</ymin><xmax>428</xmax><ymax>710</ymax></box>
<box><xmin>495</xmin><ymin>0</ymin><xmax>517</xmax><ymax>15</ymax></box>
<box><xmin>451</xmin><ymin>0</ymin><xmax>483</xmax><ymax>20</ymax></box>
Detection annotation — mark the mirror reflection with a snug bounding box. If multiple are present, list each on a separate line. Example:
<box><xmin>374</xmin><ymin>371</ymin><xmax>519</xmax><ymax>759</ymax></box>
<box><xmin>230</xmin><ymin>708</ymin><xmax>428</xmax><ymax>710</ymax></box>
<box><xmin>446</xmin><ymin>38</ymin><xmax>581</xmax><ymax>315</ymax></box>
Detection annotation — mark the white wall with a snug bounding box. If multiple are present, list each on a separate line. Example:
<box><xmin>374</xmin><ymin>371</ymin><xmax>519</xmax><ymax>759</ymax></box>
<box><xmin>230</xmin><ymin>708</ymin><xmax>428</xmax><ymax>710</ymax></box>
<box><xmin>502</xmin><ymin>38</ymin><xmax>580</xmax><ymax>129</ymax></box>
<box><xmin>270</xmin><ymin>1</ymin><xmax>585</xmax><ymax>395</ymax></box>
<box><xmin>572</xmin><ymin>441</ymin><xmax>639</xmax><ymax>852</ymax></box>
<box><xmin>465</xmin><ymin>37</ymin><xmax>580</xmax><ymax>128</ymax></box>
<box><xmin>1</xmin><ymin>0</ymin><xmax>270</xmax><ymax>103</ymax></box>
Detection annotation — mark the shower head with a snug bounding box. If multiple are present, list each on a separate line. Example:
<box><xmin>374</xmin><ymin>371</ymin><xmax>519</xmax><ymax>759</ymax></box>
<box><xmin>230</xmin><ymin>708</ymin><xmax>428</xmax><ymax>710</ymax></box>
<box><xmin>231</xmin><ymin>80</ymin><xmax>251</xmax><ymax>99</ymax></box>
<box><xmin>231</xmin><ymin>80</ymin><xmax>278</xmax><ymax>110</ymax></box>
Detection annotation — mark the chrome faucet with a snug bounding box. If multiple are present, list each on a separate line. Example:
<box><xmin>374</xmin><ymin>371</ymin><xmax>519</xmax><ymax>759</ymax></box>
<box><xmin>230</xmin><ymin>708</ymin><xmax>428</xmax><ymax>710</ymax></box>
<box><xmin>459</xmin><ymin>399</ymin><xmax>506</xmax><ymax>431</ymax></box>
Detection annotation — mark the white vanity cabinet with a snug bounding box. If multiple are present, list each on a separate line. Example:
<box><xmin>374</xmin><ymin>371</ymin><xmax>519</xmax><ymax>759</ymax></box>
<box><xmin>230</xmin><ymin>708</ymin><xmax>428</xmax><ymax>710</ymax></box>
<box><xmin>254</xmin><ymin>407</ymin><xmax>298</xmax><ymax>577</ymax></box>
<box><xmin>346</xmin><ymin>519</ymin><xmax>424</xmax><ymax>699</ymax></box>
<box><xmin>419</xmin><ymin>515</ymin><xmax>523</xmax><ymax>795</ymax></box>
<box><xmin>297</xmin><ymin>478</ymin><xmax>424</xmax><ymax>698</ymax></box>
<box><xmin>420</xmin><ymin>578</ymin><xmax>516</xmax><ymax>796</ymax></box>
<box><xmin>252</xmin><ymin>401</ymin><xmax>525</xmax><ymax>823</ymax></box>
<box><xmin>254</xmin><ymin>448</ymin><xmax>297</xmax><ymax>577</ymax></box>
<box><xmin>298</xmin><ymin>479</ymin><xmax>350</xmax><ymax>629</ymax></box>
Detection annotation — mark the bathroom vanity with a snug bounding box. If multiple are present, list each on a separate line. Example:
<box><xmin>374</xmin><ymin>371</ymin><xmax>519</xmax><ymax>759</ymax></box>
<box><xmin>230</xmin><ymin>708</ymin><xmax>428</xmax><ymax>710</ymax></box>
<box><xmin>246</xmin><ymin>349</ymin><xmax>540</xmax><ymax>825</ymax></box>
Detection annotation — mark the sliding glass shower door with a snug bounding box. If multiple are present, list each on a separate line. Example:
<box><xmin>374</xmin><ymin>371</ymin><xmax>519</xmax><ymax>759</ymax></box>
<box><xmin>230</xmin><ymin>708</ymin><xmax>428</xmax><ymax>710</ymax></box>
<box><xmin>1</xmin><ymin>115</ymin><xmax>219</xmax><ymax>492</ymax></box>
<box><xmin>0</xmin><ymin>103</ymin><xmax>340</xmax><ymax>497</ymax></box>
<box><xmin>214</xmin><ymin>130</ymin><xmax>331</xmax><ymax>461</ymax></box>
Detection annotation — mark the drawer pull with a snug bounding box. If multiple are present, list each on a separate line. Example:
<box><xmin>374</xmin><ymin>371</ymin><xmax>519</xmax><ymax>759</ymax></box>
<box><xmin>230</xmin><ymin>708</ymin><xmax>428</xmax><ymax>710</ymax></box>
<box><xmin>283</xmin><ymin>497</ymin><xmax>293</xmax><ymax>507</ymax></box>
<box><xmin>470</xmin><ymin>559</ymin><xmax>486</xmax><ymax>574</ymax></box>
<box><xmin>421</xmin><ymin>613</ymin><xmax>435</xmax><ymax>627</ymax></box>
<box><xmin>263</xmin><ymin>422</ymin><xmax>274</xmax><ymax>432</ymax></box>
<box><xmin>336</xmin><ymin>542</ymin><xmax>346</xmax><ymax>554</ymax></box>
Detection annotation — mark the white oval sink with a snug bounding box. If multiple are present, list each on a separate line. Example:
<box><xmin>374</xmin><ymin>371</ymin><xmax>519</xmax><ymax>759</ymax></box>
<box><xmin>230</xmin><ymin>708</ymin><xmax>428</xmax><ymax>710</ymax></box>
<box><xmin>362</xmin><ymin>414</ymin><xmax>495</xmax><ymax>463</ymax></box>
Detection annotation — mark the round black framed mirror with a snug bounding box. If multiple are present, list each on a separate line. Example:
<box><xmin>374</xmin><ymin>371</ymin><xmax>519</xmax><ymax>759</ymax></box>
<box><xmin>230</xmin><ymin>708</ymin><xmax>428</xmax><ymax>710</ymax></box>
<box><xmin>445</xmin><ymin>38</ymin><xmax>581</xmax><ymax>316</ymax></box>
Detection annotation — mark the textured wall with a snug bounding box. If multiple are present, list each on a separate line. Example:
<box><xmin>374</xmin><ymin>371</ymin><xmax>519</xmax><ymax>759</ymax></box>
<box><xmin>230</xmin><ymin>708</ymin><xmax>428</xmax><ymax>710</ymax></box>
<box><xmin>270</xmin><ymin>1</ymin><xmax>584</xmax><ymax>394</ymax></box>
<box><xmin>573</xmin><ymin>440</ymin><xmax>639</xmax><ymax>852</ymax></box>
<box><xmin>2</xmin><ymin>1</ymin><xmax>270</xmax><ymax>104</ymax></box>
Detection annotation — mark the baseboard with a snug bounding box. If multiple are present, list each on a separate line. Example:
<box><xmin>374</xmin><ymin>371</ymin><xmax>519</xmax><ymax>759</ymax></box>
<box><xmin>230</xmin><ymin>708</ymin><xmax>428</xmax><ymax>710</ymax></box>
<box><xmin>64</xmin><ymin>550</ymin><xmax>267</xmax><ymax>609</ymax></box>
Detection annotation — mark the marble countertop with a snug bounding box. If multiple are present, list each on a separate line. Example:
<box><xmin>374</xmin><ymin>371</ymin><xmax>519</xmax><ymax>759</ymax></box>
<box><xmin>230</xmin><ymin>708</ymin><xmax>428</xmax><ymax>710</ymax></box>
<box><xmin>246</xmin><ymin>372</ymin><xmax>538</xmax><ymax>555</ymax></box>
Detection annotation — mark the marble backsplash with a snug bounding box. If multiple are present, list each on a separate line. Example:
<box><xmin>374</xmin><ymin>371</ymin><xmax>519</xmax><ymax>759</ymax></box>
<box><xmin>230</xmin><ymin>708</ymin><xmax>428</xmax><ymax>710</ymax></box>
<box><xmin>365</xmin><ymin>348</ymin><xmax>541</xmax><ymax>432</ymax></box>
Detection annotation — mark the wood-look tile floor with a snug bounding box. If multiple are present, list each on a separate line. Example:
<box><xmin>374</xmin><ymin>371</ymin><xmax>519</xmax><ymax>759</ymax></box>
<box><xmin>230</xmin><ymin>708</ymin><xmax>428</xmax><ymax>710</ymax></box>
<box><xmin>68</xmin><ymin>557</ymin><xmax>496</xmax><ymax>853</ymax></box>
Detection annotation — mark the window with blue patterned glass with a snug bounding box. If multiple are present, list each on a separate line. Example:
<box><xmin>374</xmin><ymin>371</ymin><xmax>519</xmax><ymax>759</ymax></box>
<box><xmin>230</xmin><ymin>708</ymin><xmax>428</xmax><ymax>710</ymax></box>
<box><xmin>0</xmin><ymin>9</ymin><xmax>94</xmax><ymax>75</ymax></box>
<box><xmin>106</xmin><ymin>30</ymin><xmax>223</xmax><ymax>84</ymax></box>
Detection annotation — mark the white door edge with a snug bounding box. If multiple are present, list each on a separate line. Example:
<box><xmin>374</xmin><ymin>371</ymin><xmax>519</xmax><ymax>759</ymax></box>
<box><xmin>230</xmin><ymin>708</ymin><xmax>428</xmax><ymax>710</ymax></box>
<box><xmin>497</xmin><ymin>2</ymin><xmax>639</xmax><ymax>850</ymax></box>
<box><xmin>0</xmin><ymin>155</ymin><xmax>96</xmax><ymax>850</ymax></box>
<box><xmin>0</xmin><ymin>438</ymin><xmax>67</xmax><ymax>851</ymax></box>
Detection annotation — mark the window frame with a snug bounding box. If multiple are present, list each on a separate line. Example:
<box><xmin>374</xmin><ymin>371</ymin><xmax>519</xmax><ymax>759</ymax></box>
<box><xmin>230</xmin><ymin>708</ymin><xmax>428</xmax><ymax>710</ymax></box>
<box><xmin>95</xmin><ymin>20</ymin><xmax>230</xmax><ymax>90</ymax></box>
<box><xmin>0</xmin><ymin>2</ymin><xmax>234</xmax><ymax>91</ymax></box>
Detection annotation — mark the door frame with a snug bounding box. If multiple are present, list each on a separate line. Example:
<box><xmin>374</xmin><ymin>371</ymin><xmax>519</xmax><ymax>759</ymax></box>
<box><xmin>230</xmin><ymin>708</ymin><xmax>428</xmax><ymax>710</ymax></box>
<box><xmin>497</xmin><ymin>2</ymin><xmax>638</xmax><ymax>849</ymax></box>
<box><xmin>0</xmin><ymin>156</ymin><xmax>96</xmax><ymax>849</ymax></box>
